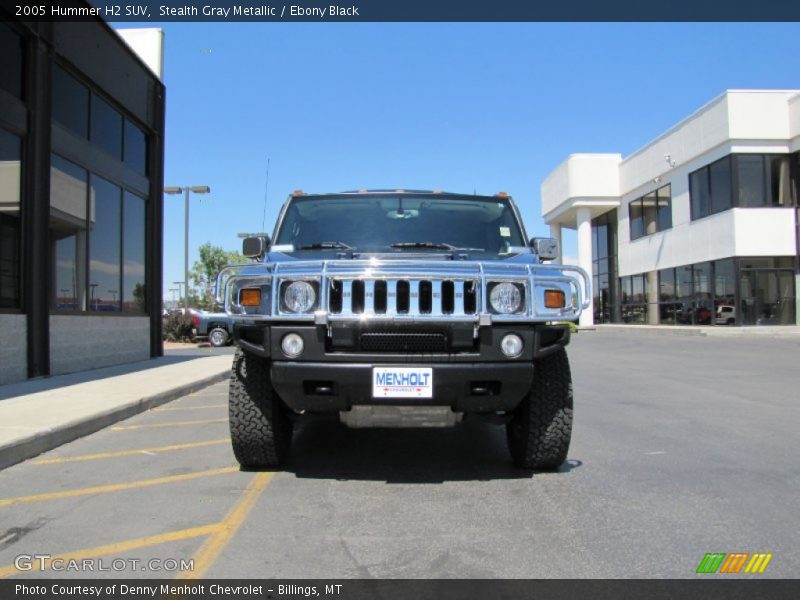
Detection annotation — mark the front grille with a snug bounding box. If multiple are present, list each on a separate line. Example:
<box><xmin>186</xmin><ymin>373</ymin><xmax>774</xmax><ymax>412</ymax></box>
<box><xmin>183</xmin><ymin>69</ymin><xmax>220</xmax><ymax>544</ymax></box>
<box><xmin>328</xmin><ymin>278</ymin><xmax>478</xmax><ymax>317</ymax></box>
<box><xmin>359</xmin><ymin>331</ymin><xmax>448</xmax><ymax>353</ymax></box>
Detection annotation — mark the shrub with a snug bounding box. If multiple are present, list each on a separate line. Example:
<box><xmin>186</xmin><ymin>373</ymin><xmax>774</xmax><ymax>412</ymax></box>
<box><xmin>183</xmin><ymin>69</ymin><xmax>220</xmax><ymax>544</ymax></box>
<box><xmin>163</xmin><ymin>313</ymin><xmax>194</xmax><ymax>342</ymax></box>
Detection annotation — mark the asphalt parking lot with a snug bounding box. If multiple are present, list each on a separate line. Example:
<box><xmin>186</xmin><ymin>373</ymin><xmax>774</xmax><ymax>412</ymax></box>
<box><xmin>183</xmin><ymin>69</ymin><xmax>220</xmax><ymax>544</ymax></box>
<box><xmin>0</xmin><ymin>331</ymin><xmax>798</xmax><ymax>579</ymax></box>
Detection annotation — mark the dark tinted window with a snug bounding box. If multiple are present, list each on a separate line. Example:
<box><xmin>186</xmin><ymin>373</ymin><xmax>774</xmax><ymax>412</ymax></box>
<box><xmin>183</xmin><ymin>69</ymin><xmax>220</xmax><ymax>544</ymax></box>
<box><xmin>657</xmin><ymin>185</ymin><xmax>672</xmax><ymax>231</ymax></box>
<box><xmin>709</xmin><ymin>156</ymin><xmax>732</xmax><ymax>214</ymax></box>
<box><xmin>0</xmin><ymin>23</ymin><xmax>23</xmax><ymax>99</ymax></box>
<box><xmin>123</xmin><ymin>191</ymin><xmax>146</xmax><ymax>313</ymax></box>
<box><xmin>629</xmin><ymin>200</ymin><xmax>643</xmax><ymax>240</ymax></box>
<box><xmin>766</xmin><ymin>155</ymin><xmax>791</xmax><ymax>206</ymax></box>
<box><xmin>0</xmin><ymin>129</ymin><xmax>22</xmax><ymax>308</ymax></box>
<box><xmin>52</xmin><ymin>66</ymin><xmax>89</xmax><ymax>138</ymax></box>
<box><xmin>89</xmin><ymin>175</ymin><xmax>121</xmax><ymax>312</ymax></box>
<box><xmin>275</xmin><ymin>195</ymin><xmax>525</xmax><ymax>258</ymax></box>
<box><xmin>620</xmin><ymin>276</ymin><xmax>631</xmax><ymax>304</ymax></box>
<box><xmin>90</xmin><ymin>94</ymin><xmax>123</xmax><ymax>159</ymax></box>
<box><xmin>642</xmin><ymin>191</ymin><xmax>657</xmax><ymax>236</ymax></box>
<box><xmin>690</xmin><ymin>168</ymin><xmax>710</xmax><ymax>220</ymax></box>
<box><xmin>124</xmin><ymin>119</ymin><xmax>147</xmax><ymax>174</ymax></box>
<box><xmin>737</xmin><ymin>155</ymin><xmax>765</xmax><ymax>207</ymax></box>
<box><xmin>658</xmin><ymin>268</ymin><xmax>676</xmax><ymax>302</ymax></box>
<box><xmin>693</xmin><ymin>262</ymin><xmax>713</xmax><ymax>325</ymax></box>
<box><xmin>713</xmin><ymin>258</ymin><xmax>736</xmax><ymax>324</ymax></box>
<box><xmin>51</xmin><ymin>155</ymin><xmax>88</xmax><ymax>311</ymax></box>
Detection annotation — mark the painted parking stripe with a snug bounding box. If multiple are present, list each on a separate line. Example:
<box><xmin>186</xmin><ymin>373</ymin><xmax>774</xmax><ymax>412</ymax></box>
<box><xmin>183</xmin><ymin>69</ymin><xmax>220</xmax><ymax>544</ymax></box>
<box><xmin>31</xmin><ymin>439</ymin><xmax>231</xmax><ymax>465</ymax></box>
<box><xmin>0</xmin><ymin>523</ymin><xmax>221</xmax><ymax>579</ymax></box>
<box><xmin>176</xmin><ymin>472</ymin><xmax>274</xmax><ymax>579</ymax></box>
<box><xmin>152</xmin><ymin>404</ymin><xmax>227</xmax><ymax>412</ymax></box>
<box><xmin>0</xmin><ymin>466</ymin><xmax>238</xmax><ymax>508</ymax></box>
<box><xmin>111</xmin><ymin>418</ymin><xmax>227</xmax><ymax>431</ymax></box>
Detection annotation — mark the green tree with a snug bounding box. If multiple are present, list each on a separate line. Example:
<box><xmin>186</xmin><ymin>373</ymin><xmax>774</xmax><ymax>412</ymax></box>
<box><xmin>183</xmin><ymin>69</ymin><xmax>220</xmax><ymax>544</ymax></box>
<box><xmin>191</xmin><ymin>242</ymin><xmax>247</xmax><ymax>310</ymax></box>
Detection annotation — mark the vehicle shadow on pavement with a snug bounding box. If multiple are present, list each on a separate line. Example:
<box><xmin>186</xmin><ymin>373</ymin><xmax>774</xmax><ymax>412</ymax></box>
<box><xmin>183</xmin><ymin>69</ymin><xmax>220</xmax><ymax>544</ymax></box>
<box><xmin>284</xmin><ymin>419</ymin><xmax>582</xmax><ymax>483</ymax></box>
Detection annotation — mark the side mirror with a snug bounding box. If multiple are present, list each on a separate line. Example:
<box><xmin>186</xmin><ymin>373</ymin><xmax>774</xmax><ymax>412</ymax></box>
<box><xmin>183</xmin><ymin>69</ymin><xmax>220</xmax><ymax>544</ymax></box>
<box><xmin>242</xmin><ymin>235</ymin><xmax>270</xmax><ymax>259</ymax></box>
<box><xmin>530</xmin><ymin>237</ymin><xmax>559</xmax><ymax>262</ymax></box>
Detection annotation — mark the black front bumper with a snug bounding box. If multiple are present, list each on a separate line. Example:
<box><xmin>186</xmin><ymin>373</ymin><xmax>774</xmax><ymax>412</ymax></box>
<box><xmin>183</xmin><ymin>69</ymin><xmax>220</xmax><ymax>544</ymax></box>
<box><xmin>271</xmin><ymin>361</ymin><xmax>534</xmax><ymax>413</ymax></box>
<box><xmin>234</xmin><ymin>322</ymin><xmax>569</xmax><ymax>413</ymax></box>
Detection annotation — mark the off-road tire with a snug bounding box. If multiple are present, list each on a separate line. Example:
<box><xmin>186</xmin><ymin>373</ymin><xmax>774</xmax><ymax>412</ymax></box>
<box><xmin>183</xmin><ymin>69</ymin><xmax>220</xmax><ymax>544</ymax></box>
<box><xmin>506</xmin><ymin>348</ymin><xmax>573</xmax><ymax>470</ymax></box>
<box><xmin>208</xmin><ymin>327</ymin><xmax>230</xmax><ymax>347</ymax></box>
<box><xmin>229</xmin><ymin>348</ymin><xmax>293</xmax><ymax>468</ymax></box>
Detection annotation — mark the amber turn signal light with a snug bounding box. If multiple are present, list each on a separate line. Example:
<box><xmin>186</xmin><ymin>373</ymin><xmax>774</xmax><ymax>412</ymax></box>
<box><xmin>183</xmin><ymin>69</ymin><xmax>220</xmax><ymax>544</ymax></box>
<box><xmin>544</xmin><ymin>289</ymin><xmax>565</xmax><ymax>309</ymax></box>
<box><xmin>240</xmin><ymin>288</ymin><xmax>262</xmax><ymax>306</ymax></box>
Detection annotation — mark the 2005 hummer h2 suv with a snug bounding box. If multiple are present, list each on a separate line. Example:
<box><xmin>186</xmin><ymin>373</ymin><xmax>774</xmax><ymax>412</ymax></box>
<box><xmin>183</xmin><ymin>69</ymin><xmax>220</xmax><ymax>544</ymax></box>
<box><xmin>216</xmin><ymin>190</ymin><xmax>589</xmax><ymax>469</ymax></box>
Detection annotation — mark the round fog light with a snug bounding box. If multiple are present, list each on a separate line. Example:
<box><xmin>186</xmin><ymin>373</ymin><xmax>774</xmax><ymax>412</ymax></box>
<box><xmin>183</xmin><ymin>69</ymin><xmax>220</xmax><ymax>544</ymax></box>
<box><xmin>500</xmin><ymin>333</ymin><xmax>523</xmax><ymax>358</ymax></box>
<box><xmin>281</xmin><ymin>333</ymin><xmax>304</xmax><ymax>358</ymax></box>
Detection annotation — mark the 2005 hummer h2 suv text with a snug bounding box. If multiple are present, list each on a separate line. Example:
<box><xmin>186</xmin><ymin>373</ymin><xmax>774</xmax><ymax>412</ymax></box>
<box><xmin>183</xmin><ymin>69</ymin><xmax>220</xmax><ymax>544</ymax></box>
<box><xmin>216</xmin><ymin>190</ymin><xmax>589</xmax><ymax>469</ymax></box>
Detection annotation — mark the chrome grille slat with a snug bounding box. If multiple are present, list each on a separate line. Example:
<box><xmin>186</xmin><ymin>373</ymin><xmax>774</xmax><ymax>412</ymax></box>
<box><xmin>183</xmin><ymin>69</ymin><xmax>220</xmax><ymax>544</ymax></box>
<box><xmin>364</xmin><ymin>280</ymin><xmax>375</xmax><ymax>314</ymax></box>
<box><xmin>431</xmin><ymin>280</ymin><xmax>443</xmax><ymax>316</ymax></box>
<box><xmin>453</xmin><ymin>281</ymin><xmax>465</xmax><ymax>315</ymax></box>
<box><xmin>386</xmin><ymin>280</ymin><xmax>397</xmax><ymax>315</ymax></box>
<box><xmin>341</xmin><ymin>280</ymin><xmax>353</xmax><ymax>314</ymax></box>
<box><xmin>408</xmin><ymin>280</ymin><xmax>420</xmax><ymax>315</ymax></box>
<box><xmin>329</xmin><ymin>277</ymin><xmax>478</xmax><ymax>318</ymax></box>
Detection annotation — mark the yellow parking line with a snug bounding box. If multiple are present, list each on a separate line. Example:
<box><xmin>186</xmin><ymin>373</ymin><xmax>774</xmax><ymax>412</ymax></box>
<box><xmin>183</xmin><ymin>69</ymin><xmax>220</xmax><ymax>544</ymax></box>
<box><xmin>0</xmin><ymin>466</ymin><xmax>238</xmax><ymax>508</ymax></box>
<box><xmin>31</xmin><ymin>439</ymin><xmax>231</xmax><ymax>465</ymax></box>
<box><xmin>176</xmin><ymin>472</ymin><xmax>274</xmax><ymax>579</ymax></box>
<box><xmin>153</xmin><ymin>404</ymin><xmax>227</xmax><ymax>412</ymax></box>
<box><xmin>0</xmin><ymin>523</ymin><xmax>221</xmax><ymax>579</ymax></box>
<box><xmin>111</xmin><ymin>418</ymin><xmax>227</xmax><ymax>431</ymax></box>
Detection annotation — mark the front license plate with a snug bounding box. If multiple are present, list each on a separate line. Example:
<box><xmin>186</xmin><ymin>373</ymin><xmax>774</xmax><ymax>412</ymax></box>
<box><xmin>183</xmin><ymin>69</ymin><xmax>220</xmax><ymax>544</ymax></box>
<box><xmin>373</xmin><ymin>367</ymin><xmax>433</xmax><ymax>398</ymax></box>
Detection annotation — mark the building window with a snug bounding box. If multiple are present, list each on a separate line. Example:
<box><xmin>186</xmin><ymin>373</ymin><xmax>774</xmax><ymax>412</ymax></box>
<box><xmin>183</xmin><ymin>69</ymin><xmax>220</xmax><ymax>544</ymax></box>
<box><xmin>620</xmin><ymin>273</ymin><xmax>647</xmax><ymax>323</ymax></box>
<box><xmin>591</xmin><ymin>209</ymin><xmax>617</xmax><ymax>323</ymax></box>
<box><xmin>713</xmin><ymin>258</ymin><xmax>736</xmax><ymax>325</ymax></box>
<box><xmin>52</xmin><ymin>65</ymin><xmax>89</xmax><ymax>139</ymax></box>
<box><xmin>90</xmin><ymin>94</ymin><xmax>123</xmax><ymax>160</ymax></box>
<box><xmin>766</xmin><ymin>155</ymin><xmax>792</xmax><ymax>207</ymax></box>
<box><xmin>657</xmin><ymin>185</ymin><xmax>672</xmax><ymax>231</ymax></box>
<box><xmin>629</xmin><ymin>184</ymin><xmax>671</xmax><ymax>240</ymax></box>
<box><xmin>657</xmin><ymin>268</ymin><xmax>679</xmax><ymax>325</ymax></box>
<box><xmin>89</xmin><ymin>175</ymin><xmax>122</xmax><ymax>312</ymax></box>
<box><xmin>51</xmin><ymin>155</ymin><xmax>88</xmax><ymax>311</ymax></box>
<box><xmin>124</xmin><ymin>119</ymin><xmax>147</xmax><ymax>174</ymax></box>
<box><xmin>0</xmin><ymin>129</ymin><xmax>22</xmax><ymax>309</ymax></box>
<box><xmin>691</xmin><ymin>154</ymin><xmax>794</xmax><ymax>219</ymax></box>
<box><xmin>50</xmin><ymin>158</ymin><xmax>148</xmax><ymax>314</ymax></box>
<box><xmin>692</xmin><ymin>262</ymin><xmax>713</xmax><ymax>325</ymax></box>
<box><xmin>123</xmin><ymin>191</ymin><xmax>146</xmax><ymax>312</ymax></box>
<box><xmin>709</xmin><ymin>157</ymin><xmax>732</xmax><ymax>214</ymax></box>
<box><xmin>0</xmin><ymin>23</ymin><xmax>23</xmax><ymax>100</ymax></box>
<box><xmin>689</xmin><ymin>167</ymin><xmax>710</xmax><ymax>220</ymax></box>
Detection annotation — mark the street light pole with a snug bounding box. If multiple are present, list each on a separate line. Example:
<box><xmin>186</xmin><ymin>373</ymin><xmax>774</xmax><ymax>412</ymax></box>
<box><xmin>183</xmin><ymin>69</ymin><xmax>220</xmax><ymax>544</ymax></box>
<box><xmin>165</xmin><ymin>185</ymin><xmax>211</xmax><ymax>311</ymax></box>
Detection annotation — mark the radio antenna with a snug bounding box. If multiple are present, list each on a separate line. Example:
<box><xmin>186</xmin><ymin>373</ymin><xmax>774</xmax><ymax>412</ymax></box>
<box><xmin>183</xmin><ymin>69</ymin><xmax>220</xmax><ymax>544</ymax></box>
<box><xmin>260</xmin><ymin>157</ymin><xmax>271</xmax><ymax>232</ymax></box>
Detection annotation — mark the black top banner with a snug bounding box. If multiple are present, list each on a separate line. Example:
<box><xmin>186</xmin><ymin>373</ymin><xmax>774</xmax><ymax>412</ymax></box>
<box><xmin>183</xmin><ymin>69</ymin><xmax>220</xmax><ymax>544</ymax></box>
<box><xmin>4</xmin><ymin>0</ymin><xmax>800</xmax><ymax>22</ymax></box>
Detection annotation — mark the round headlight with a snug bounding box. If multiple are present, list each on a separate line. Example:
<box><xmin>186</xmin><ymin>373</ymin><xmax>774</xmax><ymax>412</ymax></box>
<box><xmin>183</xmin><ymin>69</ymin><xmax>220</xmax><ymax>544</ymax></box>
<box><xmin>500</xmin><ymin>333</ymin><xmax>524</xmax><ymax>358</ymax></box>
<box><xmin>281</xmin><ymin>333</ymin><xmax>305</xmax><ymax>358</ymax></box>
<box><xmin>283</xmin><ymin>281</ymin><xmax>316</xmax><ymax>313</ymax></box>
<box><xmin>490</xmin><ymin>282</ymin><xmax>522</xmax><ymax>314</ymax></box>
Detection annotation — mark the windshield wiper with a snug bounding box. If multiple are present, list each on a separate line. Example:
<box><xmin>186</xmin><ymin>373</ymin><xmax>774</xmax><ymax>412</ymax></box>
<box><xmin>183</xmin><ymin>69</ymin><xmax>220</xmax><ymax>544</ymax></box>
<box><xmin>299</xmin><ymin>242</ymin><xmax>353</xmax><ymax>250</ymax></box>
<box><xmin>390</xmin><ymin>242</ymin><xmax>485</xmax><ymax>252</ymax></box>
<box><xmin>390</xmin><ymin>242</ymin><xmax>456</xmax><ymax>250</ymax></box>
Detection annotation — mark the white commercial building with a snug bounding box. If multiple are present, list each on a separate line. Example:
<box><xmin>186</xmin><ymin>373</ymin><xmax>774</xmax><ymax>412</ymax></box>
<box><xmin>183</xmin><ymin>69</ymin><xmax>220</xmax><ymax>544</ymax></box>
<box><xmin>542</xmin><ymin>90</ymin><xmax>800</xmax><ymax>327</ymax></box>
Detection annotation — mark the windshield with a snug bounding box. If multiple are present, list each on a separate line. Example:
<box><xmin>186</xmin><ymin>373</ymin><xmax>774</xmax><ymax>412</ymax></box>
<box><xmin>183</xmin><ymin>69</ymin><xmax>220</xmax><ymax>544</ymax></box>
<box><xmin>274</xmin><ymin>195</ymin><xmax>527</xmax><ymax>258</ymax></box>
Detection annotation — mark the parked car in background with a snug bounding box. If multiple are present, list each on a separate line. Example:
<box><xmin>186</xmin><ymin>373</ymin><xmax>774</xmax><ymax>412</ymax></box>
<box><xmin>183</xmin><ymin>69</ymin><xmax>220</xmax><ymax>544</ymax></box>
<box><xmin>715</xmin><ymin>304</ymin><xmax>736</xmax><ymax>325</ymax></box>
<box><xmin>191</xmin><ymin>311</ymin><xmax>235</xmax><ymax>347</ymax></box>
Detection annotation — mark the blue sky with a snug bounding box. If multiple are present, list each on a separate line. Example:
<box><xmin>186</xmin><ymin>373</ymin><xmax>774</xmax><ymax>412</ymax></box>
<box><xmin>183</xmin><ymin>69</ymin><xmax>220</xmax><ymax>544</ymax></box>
<box><xmin>122</xmin><ymin>22</ymin><xmax>800</xmax><ymax>300</ymax></box>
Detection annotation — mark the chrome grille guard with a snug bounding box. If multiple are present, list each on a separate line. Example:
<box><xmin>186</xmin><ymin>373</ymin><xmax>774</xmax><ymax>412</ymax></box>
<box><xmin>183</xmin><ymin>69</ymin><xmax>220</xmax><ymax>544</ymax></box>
<box><xmin>216</xmin><ymin>260</ymin><xmax>590</xmax><ymax>324</ymax></box>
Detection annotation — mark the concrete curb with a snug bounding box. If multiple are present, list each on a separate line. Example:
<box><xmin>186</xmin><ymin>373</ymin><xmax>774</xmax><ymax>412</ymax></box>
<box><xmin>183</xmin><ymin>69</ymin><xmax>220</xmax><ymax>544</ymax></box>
<box><xmin>0</xmin><ymin>370</ymin><xmax>229</xmax><ymax>472</ymax></box>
